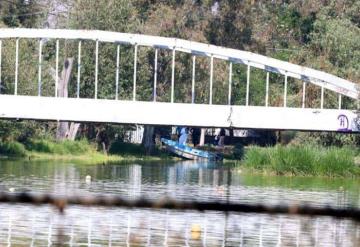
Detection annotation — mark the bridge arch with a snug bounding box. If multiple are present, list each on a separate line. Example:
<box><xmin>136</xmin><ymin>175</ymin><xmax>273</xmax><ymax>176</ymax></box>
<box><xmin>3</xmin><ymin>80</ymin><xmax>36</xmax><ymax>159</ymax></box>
<box><xmin>0</xmin><ymin>28</ymin><xmax>358</xmax><ymax>132</ymax></box>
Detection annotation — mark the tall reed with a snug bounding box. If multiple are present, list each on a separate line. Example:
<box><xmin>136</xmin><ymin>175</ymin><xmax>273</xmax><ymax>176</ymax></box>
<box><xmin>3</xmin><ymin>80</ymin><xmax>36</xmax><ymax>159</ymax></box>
<box><xmin>242</xmin><ymin>145</ymin><xmax>359</xmax><ymax>177</ymax></box>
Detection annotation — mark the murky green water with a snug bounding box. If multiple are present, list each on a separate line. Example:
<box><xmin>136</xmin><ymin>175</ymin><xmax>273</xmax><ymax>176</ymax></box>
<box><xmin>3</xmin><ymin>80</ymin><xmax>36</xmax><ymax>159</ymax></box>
<box><xmin>0</xmin><ymin>159</ymin><xmax>359</xmax><ymax>246</ymax></box>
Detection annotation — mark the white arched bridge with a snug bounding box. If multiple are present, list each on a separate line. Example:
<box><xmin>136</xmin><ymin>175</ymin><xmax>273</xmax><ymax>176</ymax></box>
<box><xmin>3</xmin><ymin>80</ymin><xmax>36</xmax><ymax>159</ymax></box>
<box><xmin>0</xmin><ymin>28</ymin><xmax>359</xmax><ymax>132</ymax></box>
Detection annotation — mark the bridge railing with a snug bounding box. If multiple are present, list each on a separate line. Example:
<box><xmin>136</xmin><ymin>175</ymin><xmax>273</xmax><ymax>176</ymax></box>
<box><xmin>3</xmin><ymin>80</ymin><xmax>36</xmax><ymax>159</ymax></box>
<box><xmin>0</xmin><ymin>28</ymin><xmax>358</xmax><ymax>109</ymax></box>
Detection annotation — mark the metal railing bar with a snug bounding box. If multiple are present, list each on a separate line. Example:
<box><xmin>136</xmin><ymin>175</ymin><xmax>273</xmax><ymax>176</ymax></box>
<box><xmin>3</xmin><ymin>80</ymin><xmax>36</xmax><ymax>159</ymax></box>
<box><xmin>302</xmin><ymin>81</ymin><xmax>306</xmax><ymax>108</ymax></box>
<box><xmin>192</xmin><ymin>55</ymin><xmax>196</xmax><ymax>104</ymax></box>
<box><xmin>228</xmin><ymin>62</ymin><xmax>232</xmax><ymax>105</ymax></box>
<box><xmin>209</xmin><ymin>55</ymin><xmax>214</xmax><ymax>105</ymax></box>
<box><xmin>77</xmin><ymin>40</ymin><xmax>81</xmax><ymax>98</ymax></box>
<box><xmin>171</xmin><ymin>48</ymin><xmax>175</xmax><ymax>103</ymax></box>
<box><xmin>246</xmin><ymin>64</ymin><xmax>250</xmax><ymax>106</ymax></box>
<box><xmin>55</xmin><ymin>39</ymin><xmax>59</xmax><ymax>97</ymax></box>
<box><xmin>95</xmin><ymin>40</ymin><xmax>99</xmax><ymax>99</ymax></box>
<box><xmin>284</xmin><ymin>74</ymin><xmax>288</xmax><ymax>107</ymax></box>
<box><xmin>133</xmin><ymin>44</ymin><xmax>138</xmax><ymax>101</ymax></box>
<box><xmin>38</xmin><ymin>39</ymin><xmax>43</xmax><ymax>96</ymax></box>
<box><xmin>115</xmin><ymin>44</ymin><xmax>120</xmax><ymax>100</ymax></box>
<box><xmin>153</xmin><ymin>48</ymin><xmax>158</xmax><ymax>102</ymax></box>
<box><xmin>265</xmin><ymin>72</ymin><xmax>269</xmax><ymax>107</ymax></box>
<box><xmin>15</xmin><ymin>38</ymin><xmax>19</xmax><ymax>95</ymax></box>
<box><xmin>338</xmin><ymin>94</ymin><xmax>342</xmax><ymax>110</ymax></box>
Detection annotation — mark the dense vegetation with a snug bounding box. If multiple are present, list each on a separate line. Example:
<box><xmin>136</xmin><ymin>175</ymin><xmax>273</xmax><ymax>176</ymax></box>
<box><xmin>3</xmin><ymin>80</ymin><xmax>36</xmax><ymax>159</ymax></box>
<box><xmin>0</xmin><ymin>0</ymin><xmax>359</xmax><ymax>159</ymax></box>
<box><xmin>242</xmin><ymin>145</ymin><xmax>360</xmax><ymax>177</ymax></box>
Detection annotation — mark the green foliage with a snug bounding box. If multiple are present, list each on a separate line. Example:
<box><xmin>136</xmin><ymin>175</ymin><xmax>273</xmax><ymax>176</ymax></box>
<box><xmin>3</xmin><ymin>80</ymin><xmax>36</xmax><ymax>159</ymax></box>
<box><xmin>26</xmin><ymin>139</ymin><xmax>93</xmax><ymax>155</ymax></box>
<box><xmin>243</xmin><ymin>145</ymin><xmax>359</xmax><ymax>178</ymax></box>
<box><xmin>0</xmin><ymin>141</ymin><xmax>26</xmax><ymax>157</ymax></box>
<box><xmin>109</xmin><ymin>140</ymin><xmax>146</xmax><ymax>156</ymax></box>
<box><xmin>291</xmin><ymin>132</ymin><xmax>360</xmax><ymax>147</ymax></box>
<box><xmin>0</xmin><ymin>0</ymin><xmax>43</xmax><ymax>28</ymax></box>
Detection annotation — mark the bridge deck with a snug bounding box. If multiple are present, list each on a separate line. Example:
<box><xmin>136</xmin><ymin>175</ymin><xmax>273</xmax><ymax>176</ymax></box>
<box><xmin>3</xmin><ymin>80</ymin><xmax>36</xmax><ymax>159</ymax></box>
<box><xmin>0</xmin><ymin>95</ymin><xmax>358</xmax><ymax>132</ymax></box>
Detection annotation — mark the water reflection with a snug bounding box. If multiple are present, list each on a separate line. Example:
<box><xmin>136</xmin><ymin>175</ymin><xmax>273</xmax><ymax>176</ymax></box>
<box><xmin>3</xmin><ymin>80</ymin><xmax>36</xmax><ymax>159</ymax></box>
<box><xmin>0</xmin><ymin>160</ymin><xmax>359</xmax><ymax>246</ymax></box>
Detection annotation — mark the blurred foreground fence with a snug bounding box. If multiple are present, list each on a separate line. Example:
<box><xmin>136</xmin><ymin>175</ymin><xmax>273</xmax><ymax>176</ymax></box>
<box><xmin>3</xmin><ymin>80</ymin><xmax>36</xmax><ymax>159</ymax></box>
<box><xmin>0</xmin><ymin>192</ymin><xmax>359</xmax><ymax>246</ymax></box>
<box><xmin>0</xmin><ymin>192</ymin><xmax>359</xmax><ymax>221</ymax></box>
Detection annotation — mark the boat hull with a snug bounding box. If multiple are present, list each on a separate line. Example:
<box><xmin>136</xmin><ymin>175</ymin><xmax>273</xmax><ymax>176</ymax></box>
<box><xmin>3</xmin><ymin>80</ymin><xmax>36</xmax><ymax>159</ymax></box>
<box><xmin>161</xmin><ymin>138</ymin><xmax>223</xmax><ymax>162</ymax></box>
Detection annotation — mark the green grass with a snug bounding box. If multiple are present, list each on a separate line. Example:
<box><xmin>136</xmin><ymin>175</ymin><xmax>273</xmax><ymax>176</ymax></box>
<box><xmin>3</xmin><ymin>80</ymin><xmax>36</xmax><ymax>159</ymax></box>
<box><xmin>0</xmin><ymin>139</ymin><xmax>174</xmax><ymax>163</ymax></box>
<box><xmin>26</xmin><ymin>139</ymin><xmax>92</xmax><ymax>155</ymax></box>
<box><xmin>242</xmin><ymin>145</ymin><xmax>360</xmax><ymax>177</ymax></box>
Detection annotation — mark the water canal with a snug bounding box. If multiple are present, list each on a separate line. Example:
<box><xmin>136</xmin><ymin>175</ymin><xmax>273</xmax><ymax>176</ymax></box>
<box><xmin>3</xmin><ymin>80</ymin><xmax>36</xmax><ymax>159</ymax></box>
<box><xmin>0</xmin><ymin>160</ymin><xmax>359</xmax><ymax>246</ymax></box>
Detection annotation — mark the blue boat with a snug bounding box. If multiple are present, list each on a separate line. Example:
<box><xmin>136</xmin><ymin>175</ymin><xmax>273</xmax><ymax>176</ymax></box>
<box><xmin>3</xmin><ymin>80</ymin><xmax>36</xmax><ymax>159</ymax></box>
<box><xmin>161</xmin><ymin>138</ymin><xmax>223</xmax><ymax>162</ymax></box>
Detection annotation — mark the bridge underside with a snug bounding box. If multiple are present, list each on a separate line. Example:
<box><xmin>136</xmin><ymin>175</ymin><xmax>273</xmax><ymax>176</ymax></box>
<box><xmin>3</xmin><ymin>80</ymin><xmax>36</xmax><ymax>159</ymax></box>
<box><xmin>0</xmin><ymin>95</ymin><xmax>358</xmax><ymax>132</ymax></box>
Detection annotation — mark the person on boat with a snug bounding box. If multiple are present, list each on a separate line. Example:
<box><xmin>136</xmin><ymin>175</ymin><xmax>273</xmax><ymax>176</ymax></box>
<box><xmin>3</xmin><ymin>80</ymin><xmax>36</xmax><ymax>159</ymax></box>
<box><xmin>179</xmin><ymin>127</ymin><xmax>188</xmax><ymax>145</ymax></box>
<box><xmin>218</xmin><ymin>128</ymin><xmax>226</xmax><ymax>147</ymax></box>
<box><xmin>191</xmin><ymin>128</ymin><xmax>201</xmax><ymax>147</ymax></box>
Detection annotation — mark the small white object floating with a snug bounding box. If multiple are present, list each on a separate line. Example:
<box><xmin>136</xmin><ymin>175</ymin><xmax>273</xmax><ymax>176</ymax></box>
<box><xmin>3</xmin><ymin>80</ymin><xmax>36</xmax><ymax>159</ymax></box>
<box><xmin>85</xmin><ymin>175</ymin><xmax>91</xmax><ymax>183</ymax></box>
<box><xmin>9</xmin><ymin>187</ymin><xmax>15</xmax><ymax>192</ymax></box>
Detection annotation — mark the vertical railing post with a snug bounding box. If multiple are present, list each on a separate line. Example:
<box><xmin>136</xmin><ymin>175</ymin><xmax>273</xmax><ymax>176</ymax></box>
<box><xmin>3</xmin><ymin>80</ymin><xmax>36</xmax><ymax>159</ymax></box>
<box><xmin>284</xmin><ymin>74</ymin><xmax>288</xmax><ymax>107</ymax></box>
<box><xmin>320</xmin><ymin>86</ymin><xmax>324</xmax><ymax>109</ymax></box>
<box><xmin>0</xmin><ymin>40</ymin><xmax>2</xmax><ymax>94</ymax></box>
<box><xmin>55</xmin><ymin>39</ymin><xmax>59</xmax><ymax>97</ymax></box>
<box><xmin>265</xmin><ymin>72</ymin><xmax>270</xmax><ymax>107</ymax></box>
<box><xmin>115</xmin><ymin>44</ymin><xmax>120</xmax><ymax>100</ymax></box>
<box><xmin>228</xmin><ymin>62</ymin><xmax>232</xmax><ymax>105</ymax></box>
<box><xmin>38</xmin><ymin>39</ymin><xmax>43</xmax><ymax>96</ymax></box>
<box><xmin>302</xmin><ymin>81</ymin><xmax>306</xmax><ymax>108</ymax></box>
<box><xmin>246</xmin><ymin>63</ymin><xmax>250</xmax><ymax>106</ymax></box>
<box><xmin>133</xmin><ymin>44</ymin><xmax>138</xmax><ymax>101</ymax></box>
<box><xmin>338</xmin><ymin>94</ymin><xmax>342</xmax><ymax>109</ymax></box>
<box><xmin>95</xmin><ymin>40</ymin><xmax>99</xmax><ymax>99</ymax></box>
<box><xmin>153</xmin><ymin>48</ymin><xmax>158</xmax><ymax>102</ymax></box>
<box><xmin>171</xmin><ymin>48</ymin><xmax>175</xmax><ymax>103</ymax></box>
<box><xmin>77</xmin><ymin>40</ymin><xmax>82</xmax><ymax>98</ymax></box>
<box><xmin>191</xmin><ymin>55</ymin><xmax>196</xmax><ymax>104</ymax></box>
<box><xmin>14</xmin><ymin>38</ymin><xmax>19</xmax><ymax>95</ymax></box>
<box><xmin>209</xmin><ymin>55</ymin><xmax>214</xmax><ymax>105</ymax></box>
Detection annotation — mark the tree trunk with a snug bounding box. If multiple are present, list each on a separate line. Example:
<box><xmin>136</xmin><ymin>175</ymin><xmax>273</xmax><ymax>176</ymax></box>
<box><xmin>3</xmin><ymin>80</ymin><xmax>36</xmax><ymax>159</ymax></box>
<box><xmin>142</xmin><ymin>125</ymin><xmax>154</xmax><ymax>155</ymax></box>
<box><xmin>199</xmin><ymin>128</ymin><xmax>206</xmax><ymax>146</ymax></box>
<box><xmin>67</xmin><ymin>122</ymin><xmax>81</xmax><ymax>141</ymax></box>
<box><xmin>55</xmin><ymin>58</ymin><xmax>80</xmax><ymax>141</ymax></box>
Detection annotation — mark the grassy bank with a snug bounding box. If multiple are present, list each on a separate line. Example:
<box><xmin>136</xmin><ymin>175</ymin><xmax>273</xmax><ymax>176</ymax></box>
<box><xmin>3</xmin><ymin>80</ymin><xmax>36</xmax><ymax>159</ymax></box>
<box><xmin>0</xmin><ymin>139</ymin><xmax>174</xmax><ymax>163</ymax></box>
<box><xmin>242</xmin><ymin>145</ymin><xmax>360</xmax><ymax>178</ymax></box>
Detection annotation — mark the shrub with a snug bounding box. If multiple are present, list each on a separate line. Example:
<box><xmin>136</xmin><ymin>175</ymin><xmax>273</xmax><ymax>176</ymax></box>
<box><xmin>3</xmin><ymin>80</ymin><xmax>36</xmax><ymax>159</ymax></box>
<box><xmin>0</xmin><ymin>141</ymin><xmax>27</xmax><ymax>157</ymax></box>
